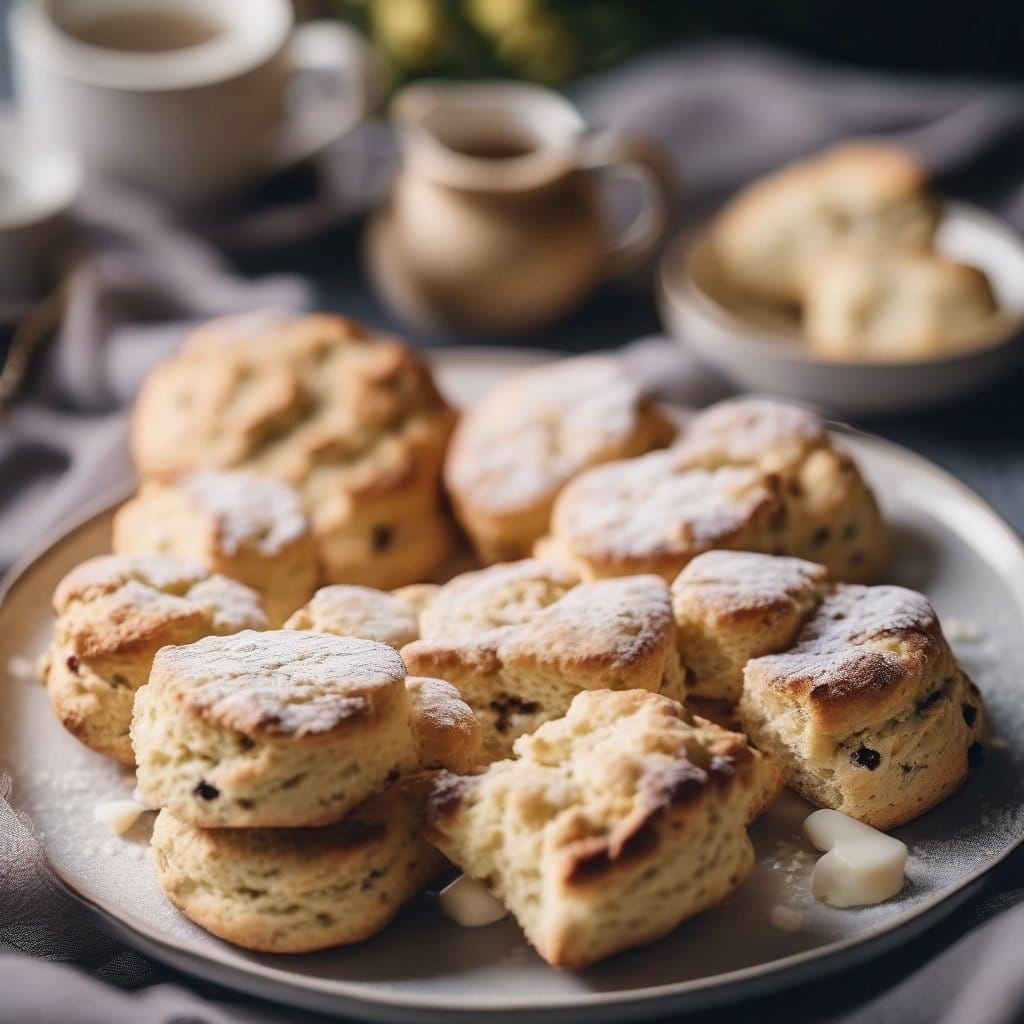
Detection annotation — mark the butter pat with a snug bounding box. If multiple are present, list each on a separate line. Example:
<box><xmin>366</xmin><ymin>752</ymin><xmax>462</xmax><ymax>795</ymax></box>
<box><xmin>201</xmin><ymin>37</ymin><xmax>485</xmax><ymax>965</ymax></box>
<box><xmin>804</xmin><ymin>809</ymin><xmax>907</xmax><ymax>908</ymax></box>
<box><xmin>94</xmin><ymin>799</ymin><xmax>145</xmax><ymax>836</ymax></box>
<box><xmin>439</xmin><ymin>875</ymin><xmax>508</xmax><ymax>927</ymax></box>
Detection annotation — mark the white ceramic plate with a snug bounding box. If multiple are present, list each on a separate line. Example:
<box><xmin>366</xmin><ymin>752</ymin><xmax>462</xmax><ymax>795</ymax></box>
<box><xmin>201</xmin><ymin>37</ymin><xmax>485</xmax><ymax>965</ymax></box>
<box><xmin>658</xmin><ymin>201</ymin><xmax>1024</xmax><ymax>415</ymax></box>
<box><xmin>2</xmin><ymin>350</ymin><xmax>1024</xmax><ymax>1023</ymax></box>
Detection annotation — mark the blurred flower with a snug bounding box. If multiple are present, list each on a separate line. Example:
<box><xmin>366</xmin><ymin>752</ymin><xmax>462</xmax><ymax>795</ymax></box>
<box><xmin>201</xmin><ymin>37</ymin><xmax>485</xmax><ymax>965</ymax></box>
<box><xmin>370</xmin><ymin>0</ymin><xmax>449</xmax><ymax>70</ymax></box>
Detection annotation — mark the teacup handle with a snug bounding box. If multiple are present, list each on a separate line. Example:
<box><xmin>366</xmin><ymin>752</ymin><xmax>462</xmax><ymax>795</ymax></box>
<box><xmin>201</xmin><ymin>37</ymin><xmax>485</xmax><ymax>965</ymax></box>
<box><xmin>581</xmin><ymin>129</ymin><xmax>677</xmax><ymax>277</ymax></box>
<box><xmin>267</xmin><ymin>21</ymin><xmax>383</xmax><ymax>170</ymax></box>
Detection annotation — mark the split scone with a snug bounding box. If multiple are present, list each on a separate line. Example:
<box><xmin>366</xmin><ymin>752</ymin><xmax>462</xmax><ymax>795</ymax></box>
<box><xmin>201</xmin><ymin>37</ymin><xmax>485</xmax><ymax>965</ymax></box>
<box><xmin>739</xmin><ymin>584</ymin><xmax>987</xmax><ymax>829</ymax></box>
<box><xmin>152</xmin><ymin>775</ymin><xmax>447</xmax><ymax>953</ymax></box>
<box><xmin>131</xmin><ymin>312</ymin><xmax>457</xmax><ymax>589</ymax></box>
<box><xmin>425</xmin><ymin>689</ymin><xmax>780</xmax><ymax>968</ymax></box>
<box><xmin>284</xmin><ymin>584</ymin><xmax>421</xmax><ymax>650</ymax></box>
<box><xmin>131</xmin><ymin>630</ymin><xmax>480</xmax><ymax>827</ymax></box>
<box><xmin>400</xmin><ymin>560</ymin><xmax>686</xmax><ymax>762</ymax></box>
<box><xmin>112</xmin><ymin>470</ymin><xmax>318</xmax><ymax>626</ymax></box>
<box><xmin>444</xmin><ymin>355</ymin><xmax>675</xmax><ymax>562</ymax></box>
<box><xmin>672</xmin><ymin>550</ymin><xmax>829</xmax><ymax>713</ymax></box>
<box><xmin>711</xmin><ymin>142</ymin><xmax>938</xmax><ymax>305</ymax></box>
<box><xmin>537</xmin><ymin>398</ymin><xmax>887</xmax><ymax>585</ymax></box>
<box><xmin>803</xmin><ymin>251</ymin><xmax>1001</xmax><ymax>361</ymax></box>
<box><xmin>44</xmin><ymin>554</ymin><xmax>266</xmax><ymax>764</ymax></box>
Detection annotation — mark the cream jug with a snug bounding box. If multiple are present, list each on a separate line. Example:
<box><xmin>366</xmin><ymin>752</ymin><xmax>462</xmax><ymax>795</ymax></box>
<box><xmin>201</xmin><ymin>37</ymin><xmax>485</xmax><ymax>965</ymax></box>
<box><xmin>367</xmin><ymin>80</ymin><xmax>676</xmax><ymax>334</ymax></box>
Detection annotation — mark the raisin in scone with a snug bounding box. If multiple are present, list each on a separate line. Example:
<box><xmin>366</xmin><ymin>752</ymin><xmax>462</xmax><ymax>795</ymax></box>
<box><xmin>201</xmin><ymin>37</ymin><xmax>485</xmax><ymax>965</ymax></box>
<box><xmin>537</xmin><ymin>398</ymin><xmax>887</xmax><ymax>584</ymax></box>
<box><xmin>131</xmin><ymin>630</ymin><xmax>480</xmax><ymax>827</ymax></box>
<box><xmin>284</xmin><ymin>584</ymin><xmax>421</xmax><ymax>649</ymax></box>
<box><xmin>112</xmin><ymin>470</ymin><xmax>317</xmax><ymax>626</ymax></box>
<box><xmin>425</xmin><ymin>689</ymin><xmax>780</xmax><ymax>968</ymax></box>
<box><xmin>445</xmin><ymin>355</ymin><xmax>675</xmax><ymax>562</ymax></box>
<box><xmin>711</xmin><ymin>142</ymin><xmax>938</xmax><ymax>305</ymax></box>
<box><xmin>400</xmin><ymin>560</ymin><xmax>685</xmax><ymax>762</ymax></box>
<box><xmin>739</xmin><ymin>585</ymin><xmax>986</xmax><ymax>829</ymax></box>
<box><xmin>44</xmin><ymin>554</ymin><xmax>266</xmax><ymax>764</ymax></box>
<box><xmin>803</xmin><ymin>251</ymin><xmax>1001</xmax><ymax>361</ymax></box>
<box><xmin>151</xmin><ymin>775</ymin><xmax>447</xmax><ymax>953</ymax></box>
<box><xmin>672</xmin><ymin>551</ymin><xmax>829</xmax><ymax>712</ymax></box>
<box><xmin>130</xmin><ymin>312</ymin><xmax>456</xmax><ymax>589</ymax></box>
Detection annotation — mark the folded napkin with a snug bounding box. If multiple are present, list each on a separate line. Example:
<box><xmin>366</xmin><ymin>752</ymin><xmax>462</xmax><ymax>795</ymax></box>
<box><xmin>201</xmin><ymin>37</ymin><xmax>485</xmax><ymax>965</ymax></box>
<box><xmin>2</xmin><ymin>39</ymin><xmax>1024</xmax><ymax>1024</ymax></box>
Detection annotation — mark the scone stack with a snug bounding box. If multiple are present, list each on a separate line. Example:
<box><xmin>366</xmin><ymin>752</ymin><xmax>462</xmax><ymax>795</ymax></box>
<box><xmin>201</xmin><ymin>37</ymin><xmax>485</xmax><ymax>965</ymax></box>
<box><xmin>131</xmin><ymin>629</ymin><xmax>481</xmax><ymax>953</ymax></box>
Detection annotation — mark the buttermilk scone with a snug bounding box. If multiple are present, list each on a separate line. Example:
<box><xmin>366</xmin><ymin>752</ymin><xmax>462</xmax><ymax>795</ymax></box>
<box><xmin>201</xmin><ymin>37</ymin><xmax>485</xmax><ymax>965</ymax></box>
<box><xmin>112</xmin><ymin>470</ymin><xmax>317</xmax><ymax>626</ymax></box>
<box><xmin>711</xmin><ymin>142</ymin><xmax>938</xmax><ymax>305</ymax></box>
<box><xmin>284</xmin><ymin>584</ymin><xmax>421</xmax><ymax>649</ymax></box>
<box><xmin>445</xmin><ymin>355</ymin><xmax>675</xmax><ymax>562</ymax></box>
<box><xmin>44</xmin><ymin>554</ymin><xmax>266</xmax><ymax>764</ymax></box>
<box><xmin>151</xmin><ymin>775</ymin><xmax>447</xmax><ymax>953</ymax></box>
<box><xmin>130</xmin><ymin>312</ymin><xmax>456</xmax><ymax>589</ymax></box>
<box><xmin>672</xmin><ymin>551</ymin><xmax>829</xmax><ymax>712</ymax></box>
<box><xmin>131</xmin><ymin>630</ymin><xmax>480</xmax><ymax>827</ymax></box>
<box><xmin>537</xmin><ymin>398</ymin><xmax>887</xmax><ymax>584</ymax></box>
<box><xmin>739</xmin><ymin>585</ymin><xmax>986</xmax><ymax>829</ymax></box>
<box><xmin>425</xmin><ymin>690</ymin><xmax>780</xmax><ymax>968</ymax></box>
<box><xmin>803</xmin><ymin>251</ymin><xmax>1001</xmax><ymax>361</ymax></box>
<box><xmin>400</xmin><ymin>560</ymin><xmax>685</xmax><ymax>761</ymax></box>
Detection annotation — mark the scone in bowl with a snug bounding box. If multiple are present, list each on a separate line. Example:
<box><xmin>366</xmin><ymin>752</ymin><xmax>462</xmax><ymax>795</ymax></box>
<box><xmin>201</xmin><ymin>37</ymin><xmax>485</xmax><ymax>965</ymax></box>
<box><xmin>659</xmin><ymin>201</ymin><xmax>1024</xmax><ymax>415</ymax></box>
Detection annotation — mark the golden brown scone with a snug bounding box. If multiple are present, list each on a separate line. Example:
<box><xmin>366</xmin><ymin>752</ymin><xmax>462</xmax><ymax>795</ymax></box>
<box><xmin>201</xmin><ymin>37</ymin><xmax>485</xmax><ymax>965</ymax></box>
<box><xmin>803</xmin><ymin>251</ymin><xmax>1001</xmax><ymax>361</ymax></box>
<box><xmin>284</xmin><ymin>584</ymin><xmax>421</xmax><ymax>649</ymax></box>
<box><xmin>445</xmin><ymin>355</ymin><xmax>675</xmax><ymax>562</ymax></box>
<box><xmin>425</xmin><ymin>689</ymin><xmax>780</xmax><ymax>968</ymax></box>
<box><xmin>131</xmin><ymin>630</ymin><xmax>480</xmax><ymax>827</ymax></box>
<box><xmin>739</xmin><ymin>584</ymin><xmax>986</xmax><ymax>829</ymax></box>
<box><xmin>538</xmin><ymin>398</ymin><xmax>887</xmax><ymax>585</ymax></box>
<box><xmin>401</xmin><ymin>560</ymin><xmax>685</xmax><ymax>762</ymax></box>
<box><xmin>112</xmin><ymin>470</ymin><xmax>317</xmax><ymax>626</ymax></box>
<box><xmin>151</xmin><ymin>775</ymin><xmax>447</xmax><ymax>953</ymax></box>
<box><xmin>711</xmin><ymin>142</ymin><xmax>938</xmax><ymax>305</ymax></box>
<box><xmin>130</xmin><ymin>312</ymin><xmax>456</xmax><ymax>589</ymax></box>
<box><xmin>672</xmin><ymin>550</ymin><xmax>829</xmax><ymax>707</ymax></box>
<box><xmin>44</xmin><ymin>554</ymin><xmax>266</xmax><ymax>765</ymax></box>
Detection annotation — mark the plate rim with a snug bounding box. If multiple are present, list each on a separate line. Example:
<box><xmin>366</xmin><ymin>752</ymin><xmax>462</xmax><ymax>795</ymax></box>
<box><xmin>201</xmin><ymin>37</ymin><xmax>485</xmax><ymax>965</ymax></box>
<box><xmin>3</xmin><ymin>362</ymin><xmax>1024</xmax><ymax>1018</ymax></box>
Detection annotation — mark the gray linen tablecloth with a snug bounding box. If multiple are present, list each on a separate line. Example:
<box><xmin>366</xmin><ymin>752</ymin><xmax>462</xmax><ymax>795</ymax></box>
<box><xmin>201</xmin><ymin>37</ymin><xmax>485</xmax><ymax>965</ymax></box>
<box><xmin>2</xmin><ymin>39</ymin><xmax>1024</xmax><ymax>1024</ymax></box>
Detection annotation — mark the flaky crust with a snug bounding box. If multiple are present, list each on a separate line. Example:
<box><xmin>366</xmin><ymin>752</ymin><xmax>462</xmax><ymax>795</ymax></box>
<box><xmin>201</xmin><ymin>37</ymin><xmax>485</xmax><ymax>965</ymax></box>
<box><xmin>445</xmin><ymin>355</ymin><xmax>675</xmax><ymax>562</ymax></box>
<box><xmin>130</xmin><ymin>312</ymin><xmax>456</xmax><ymax>588</ymax></box>
<box><xmin>45</xmin><ymin>554</ymin><xmax>266</xmax><ymax>764</ymax></box>
<box><xmin>538</xmin><ymin>398</ymin><xmax>887</xmax><ymax>584</ymax></box>
<box><xmin>284</xmin><ymin>584</ymin><xmax>421</xmax><ymax>650</ymax></box>
<box><xmin>425</xmin><ymin>690</ymin><xmax>779</xmax><ymax>967</ymax></box>
<box><xmin>151</xmin><ymin>776</ymin><xmax>447</xmax><ymax>953</ymax></box>
<box><xmin>401</xmin><ymin>560</ymin><xmax>685</xmax><ymax>760</ymax></box>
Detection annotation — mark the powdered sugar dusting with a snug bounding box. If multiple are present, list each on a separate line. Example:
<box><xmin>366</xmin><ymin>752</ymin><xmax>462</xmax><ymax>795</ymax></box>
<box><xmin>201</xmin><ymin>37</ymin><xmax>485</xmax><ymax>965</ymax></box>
<box><xmin>675</xmin><ymin>550</ymin><xmax>827</xmax><ymax>613</ymax></box>
<box><xmin>156</xmin><ymin>630</ymin><xmax>406</xmax><ymax>736</ymax></box>
<box><xmin>54</xmin><ymin>553</ymin><xmax>209</xmax><ymax>610</ymax></box>
<box><xmin>176</xmin><ymin>470</ymin><xmax>309</xmax><ymax>557</ymax></box>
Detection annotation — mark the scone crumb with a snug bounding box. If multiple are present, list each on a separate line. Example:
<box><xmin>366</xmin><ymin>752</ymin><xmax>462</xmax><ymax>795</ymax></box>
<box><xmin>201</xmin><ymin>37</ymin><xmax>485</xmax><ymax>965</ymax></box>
<box><xmin>944</xmin><ymin>617</ymin><xmax>982</xmax><ymax>643</ymax></box>
<box><xmin>6</xmin><ymin>656</ymin><xmax>38</xmax><ymax>682</ymax></box>
<box><xmin>94</xmin><ymin>799</ymin><xmax>146</xmax><ymax>836</ymax></box>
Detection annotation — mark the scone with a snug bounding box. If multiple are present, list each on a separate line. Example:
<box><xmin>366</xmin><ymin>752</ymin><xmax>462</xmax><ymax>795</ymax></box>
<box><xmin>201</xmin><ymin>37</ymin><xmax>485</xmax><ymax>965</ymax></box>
<box><xmin>130</xmin><ymin>312</ymin><xmax>456</xmax><ymax>589</ymax></box>
<box><xmin>151</xmin><ymin>775</ymin><xmax>447</xmax><ymax>953</ymax></box>
<box><xmin>400</xmin><ymin>560</ymin><xmax>685</xmax><ymax>761</ymax></box>
<box><xmin>44</xmin><ymin>554</ymin><xmax>266</xmax><ymax>764</ymax></box>
<box><xmin>711</xmin><ymin>142</ymin><xmax>938</xmax><ymax>305</ymax></box>
<box><xmin>131</xmin><ymin>630</ymin><xmax>480</xmax><ymax>827</ymax></box>
<box><xmin>284</xmin><ymin>584</ymin><xmax>421</xmax><ymax>649</ymax></box>
<box><xmin>803</xmin><ymin>251</ymin><xmax>1001</xmax><ymax>361</ymax></box>
<box><xmin>672</xmin><ymin>550</ymin><xmax>828</xmax><ymax>711</ymax></box>
<box><xmin>425</xmin><ymin>689</ymin><xmax>780</xmax><ymax>968</ymax></box>
<box><xmin>739</xmin><ymin>584</ymin><xmax>986</xmax><ymax>829</ymax></box>
<box><xmin>112</xmin><ymin>470</ymin><xmax>317</xmax><ymax>626</ymax></box>
<box><xmin>445</xmin><ymin>355</ymin><xmax>675</xmax><ymax>562</ymax></box>
<box><xmin>537</xmin><ymin>398</ymin><xmax>887</xmax><ymax>584</ymax></box>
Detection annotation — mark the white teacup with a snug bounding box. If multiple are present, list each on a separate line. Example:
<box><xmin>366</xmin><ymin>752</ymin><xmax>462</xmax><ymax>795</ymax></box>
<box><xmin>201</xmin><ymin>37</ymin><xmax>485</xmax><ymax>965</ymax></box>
<box><xmin>9</xmin><ymin>0</ymin><xmax>380</xmax><ymax>204</ymax></box>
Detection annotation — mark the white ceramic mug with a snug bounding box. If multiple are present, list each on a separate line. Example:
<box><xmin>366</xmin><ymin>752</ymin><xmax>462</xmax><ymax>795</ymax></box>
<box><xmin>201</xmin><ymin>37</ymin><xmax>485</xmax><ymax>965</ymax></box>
<box><xmin>9</xmin><ymin>0</ymin><xmax>380</xmax><ymax>204</ymax></box>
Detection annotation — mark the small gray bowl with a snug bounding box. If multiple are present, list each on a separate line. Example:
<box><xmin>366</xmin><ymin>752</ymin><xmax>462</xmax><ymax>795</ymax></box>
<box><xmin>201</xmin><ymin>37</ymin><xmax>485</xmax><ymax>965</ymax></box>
<box><xmin>658</xmin><ymin>201</ymin><xmax>1024</xmax><ymax>415</ymax></box>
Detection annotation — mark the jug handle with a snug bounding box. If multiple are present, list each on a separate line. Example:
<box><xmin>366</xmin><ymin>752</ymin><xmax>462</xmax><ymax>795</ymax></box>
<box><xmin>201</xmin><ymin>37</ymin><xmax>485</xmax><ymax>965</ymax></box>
<box><xmin>581</xmin><ymin>129</ymin><xmax>678</xmax><ymax>278</ymax></box>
